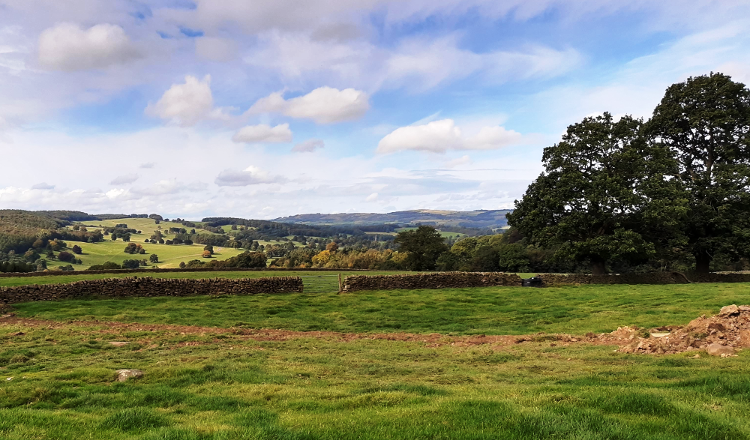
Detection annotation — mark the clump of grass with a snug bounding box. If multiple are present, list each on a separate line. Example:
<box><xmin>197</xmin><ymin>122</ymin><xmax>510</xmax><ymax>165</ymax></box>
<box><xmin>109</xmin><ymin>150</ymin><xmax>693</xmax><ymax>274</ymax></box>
<box><xmin>99</xmin><ymin>408</ymin><xmax>170</xmax><ymax>432</ymax></box>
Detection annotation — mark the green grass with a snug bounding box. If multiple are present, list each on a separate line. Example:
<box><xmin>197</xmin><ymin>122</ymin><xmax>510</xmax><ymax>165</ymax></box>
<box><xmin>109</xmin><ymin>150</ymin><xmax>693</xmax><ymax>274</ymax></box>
<box><xmin>1</xmin><ymin>317</ymin><xmax>750</xmax><ymax>439</ymax></box>
<box><xmin>50</xmin><ymin>239</ymin><xmax>247</xmax><ymax>270</ymax></box>
<box><xmin>4</xmin><ymin>283</ymin><xmax>750</xmax><ymax>438</ymax></box>
<box><xmin>80</xmin><ymin>218</ymin><xmax>218</xmax><ymax>235</ymax></box>
<box><xmin>6</xmin><ymin>282</ymin><xmax>750</xmax><ymax>335</ymax></box>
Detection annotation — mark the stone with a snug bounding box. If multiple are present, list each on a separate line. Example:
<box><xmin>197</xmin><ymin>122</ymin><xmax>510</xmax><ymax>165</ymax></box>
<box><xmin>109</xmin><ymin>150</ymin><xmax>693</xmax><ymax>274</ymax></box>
<box><xmin>706</xmin><ymin>343</ymin><xmax>735</xmax><ymax>357</ymax></box>
<box><xmin>116</xmin><ymin>369</ymin><xmax>143</xmax><ymax>382</ymax></box>
<box><xmin>719</xmin><ymin>305</ymin><xmax>740</xmax><ymax>317</ymax></box>
<box><xmin>109</xmin><ymin>342</ymin><xmax>129</xmax><ymax>347</ymax></box>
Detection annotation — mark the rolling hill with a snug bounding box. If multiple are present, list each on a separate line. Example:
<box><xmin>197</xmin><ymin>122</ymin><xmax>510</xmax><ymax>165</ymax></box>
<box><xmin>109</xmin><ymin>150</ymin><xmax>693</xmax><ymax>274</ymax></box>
<box><xmin>274</xmin><ymin>209</ymin><xmax>511</xmax><ymax>229</ymax></box>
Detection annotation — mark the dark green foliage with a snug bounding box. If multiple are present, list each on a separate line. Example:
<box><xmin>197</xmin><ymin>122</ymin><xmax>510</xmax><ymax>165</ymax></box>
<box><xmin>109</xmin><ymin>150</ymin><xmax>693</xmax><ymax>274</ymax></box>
<box><xmin>87</xmin><ymin>262</ymin><xmax>122</xmax><ymax>270</ymax></box>
<box><xmin>645</xmin><ymin>73</ymin><xmax>750</xmax><ymax>272</ymax></box>
<box><xmin>394</xmin><ymin>226</ymin><xmax>449</xmax><ymax>270</ymax></box>
<box><xmin>508</xmin><ymin>113</ymin><xmax>686</xmax><ymax>274</ymax></box>
<box><xmin>57</xmin><ymin>251</ymin><xmax>75</xmax><ymax>263</ymax></box>
<box><xmin>213</xmin><ymin>251</ymin><xmax>267</xmax><ymax>268</ymax></box>
<box><xmin>0</xmin><ymin>260</ymin><xmax>35</xmax><ymax>273</ymax></box>
<box><xmin>121</xmin><ymin>259</ymin><xmax>141</xmax><ymax>269</ymax></box>
<box><xmin>149</xmin><ymin>254</ymin><xmax>159</xmax><ymax>263</ymax></box>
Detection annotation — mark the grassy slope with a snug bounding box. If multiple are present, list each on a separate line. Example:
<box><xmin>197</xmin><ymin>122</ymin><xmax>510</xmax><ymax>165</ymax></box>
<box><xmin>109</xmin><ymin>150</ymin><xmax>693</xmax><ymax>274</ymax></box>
<box><xmin>7</xmin><ymin>282</ymin><xmax>750</xmax><ymax>335</ymax></box>
<box><xmin>64</xmin><ymin>240</ymin><xmax>246</xmax><ymax>270</ymax></box>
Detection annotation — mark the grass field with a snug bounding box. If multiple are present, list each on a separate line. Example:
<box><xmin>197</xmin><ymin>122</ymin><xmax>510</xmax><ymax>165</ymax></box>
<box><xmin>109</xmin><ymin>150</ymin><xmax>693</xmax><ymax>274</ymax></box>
<box><xmin>2</xmin><ymin>282</ymin><xmax>750</xmax><ymax>438</ymax></box>
<box><xmin>52</xmin><ymin>240</ymin><xmax>247</xmax><ymax>270</ymax></box>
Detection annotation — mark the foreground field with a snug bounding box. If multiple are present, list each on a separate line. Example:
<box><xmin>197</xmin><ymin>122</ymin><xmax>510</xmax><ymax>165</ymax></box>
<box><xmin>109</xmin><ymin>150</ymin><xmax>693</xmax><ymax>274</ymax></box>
<box><xmin>6</xmin><ymin>283</ymin><xmax>750</xmax><ymax>335</ymax></box>
<box><xmin>2</xmin><ymin>283</ymin><xmax>750</xmax><ymax>439</ymax></box>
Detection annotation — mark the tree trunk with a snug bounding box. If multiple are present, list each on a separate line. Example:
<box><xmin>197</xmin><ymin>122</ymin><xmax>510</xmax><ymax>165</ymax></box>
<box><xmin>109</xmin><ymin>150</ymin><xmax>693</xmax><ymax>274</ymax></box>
<box><xmin>695</xmin><ymin>252</ymin><xmax>711</xmax><ymax>274</ymax></box>
<box><xmin>591</xmin><ymin>258</ymin><xmax>607</xmax><ymax>275</ymax></box>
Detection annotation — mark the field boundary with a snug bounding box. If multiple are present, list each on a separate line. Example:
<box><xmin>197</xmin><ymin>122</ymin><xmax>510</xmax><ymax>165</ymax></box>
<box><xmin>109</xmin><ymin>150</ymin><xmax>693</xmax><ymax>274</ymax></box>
<box><xmin>0</xmin><ymin>276</ymin><xmax>303</xmax><ymax>304</ymax></box>
<box><xmin>343</xmin><ymin>272</ymin><xmax>522</xmax><ymax>291</ymax></box>
<box><xmin>0</xmin><ymin>266</ymin><xmax>373</xmax><ymax>278</ymax></box>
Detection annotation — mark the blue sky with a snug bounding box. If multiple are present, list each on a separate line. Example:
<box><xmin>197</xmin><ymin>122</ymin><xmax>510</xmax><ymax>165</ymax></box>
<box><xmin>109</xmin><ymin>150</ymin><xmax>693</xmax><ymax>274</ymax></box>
<box><xmin>1</xmin><ymin>0</ymin><xmax>749</xmax><ymax>219</ymax></box>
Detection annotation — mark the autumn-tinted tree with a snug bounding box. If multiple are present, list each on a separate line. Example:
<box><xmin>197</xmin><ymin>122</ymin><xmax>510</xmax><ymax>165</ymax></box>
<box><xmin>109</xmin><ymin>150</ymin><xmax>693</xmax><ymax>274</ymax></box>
<box><xmin>507</xmin><ymin>113</ymin><xmax>686</xmax><ymax>274</ymax></box>
<box><xmin>394</xmin><ymin>225</ymin><xmax>449</xmax><ymax>271</ymax></box>
<box><xmin>645</xmin><ymin>73</ymin><xmax>750</xmax><ymax>273</ymax></box>
<box><xmin>57</xmin><ymin>251</ymin><xmax>75</xmax><ymax>263</ymax></box>
<box><xmin>72</xmin><ymin>245</ymin><xmax>82</xmax><ymax>254</ymax></box>
<box><xmin>202</xmin><ymin>250</ymin><xmax>212</xmax><ymax>258</ymax></box>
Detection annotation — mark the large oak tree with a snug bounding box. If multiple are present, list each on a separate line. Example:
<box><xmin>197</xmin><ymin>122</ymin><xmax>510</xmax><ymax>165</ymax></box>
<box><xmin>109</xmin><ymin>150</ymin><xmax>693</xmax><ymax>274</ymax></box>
<box><xmin>645</xmin><ymin>73</ymin><xmax>750</xmax><ymax>273</ymax></box>
<box><xmin>507</xmin><ymin>113</ymin><xmax>686</xmax><ymax>274</ymax></box>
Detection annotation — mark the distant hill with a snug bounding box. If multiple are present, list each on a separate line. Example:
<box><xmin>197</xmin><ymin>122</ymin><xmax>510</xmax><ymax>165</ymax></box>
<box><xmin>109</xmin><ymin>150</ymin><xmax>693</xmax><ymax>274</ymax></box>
<box><xmin>274</xmin><ymin>210</ymin><xmax>512</xmax><ymax>229</ymax></box>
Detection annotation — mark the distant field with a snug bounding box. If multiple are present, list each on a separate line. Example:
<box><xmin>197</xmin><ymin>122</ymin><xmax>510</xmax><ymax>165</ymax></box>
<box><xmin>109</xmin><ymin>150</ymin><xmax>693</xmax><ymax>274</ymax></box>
<box><xmin>79</xmin><ymin>218</ymin><xmax>219</xmax><ymax>235</ymax></box>
<box><xmin>57</xmin><ymin>240</ymin><xmax>246</xmax><ymax>270</ymax></box>
<box><xmin>395</xmin><ymin>227</ymin><xmax>465</xmax><ymax>239</ymax></box>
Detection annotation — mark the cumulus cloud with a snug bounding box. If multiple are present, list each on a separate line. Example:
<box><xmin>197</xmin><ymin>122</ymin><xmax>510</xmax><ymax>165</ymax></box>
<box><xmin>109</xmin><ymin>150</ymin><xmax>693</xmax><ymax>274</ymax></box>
<box><xmin>38</xmin><ymin>23</ymin><xmax>141</xmax><ymax>71</ymax></box>
<box><xmin>376</xmin><ymin>119</ymin><xmax>523</xmax><ymax>154</ymax></box>
<box><xmin>232</xmin><ymin>123</ymin><xmax>293</xmax><ymax>144</ymax></box>
<box><xmin>247</xmin><ymin>87</ymin><xmax>369</xmax><ymax>124</ymax></box>
<box><xmin>109</xmin><ymin>174</ymin><xmax>139</xmax><ymax>185</ymax></box>
<box><xmin>145</xmin><ymin>75</ymin><xmax>217</xmax><ymax>126</ymax></box>
<box><xmin>292</xmin><ymin>139</ymin><xmax>325</xmax><ymax>153</ymax></box>
<box><xmin>215</xmin><ymin>166</ymin><xmax>286</xmax><ymax>186</ymax></box>
<box><xmin>31</xmin><ymin>182</ymin><xmax>55</xmax><ymax>190</ymax></box>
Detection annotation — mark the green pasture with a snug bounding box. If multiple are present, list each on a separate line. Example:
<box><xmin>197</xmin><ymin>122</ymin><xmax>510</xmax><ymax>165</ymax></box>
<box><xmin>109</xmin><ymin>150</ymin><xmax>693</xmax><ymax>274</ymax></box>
<box><xmin>49</xmin><ymin>240</ymin><xmax>247</xmax><ymax>270</ymax></box>
<box><xmin>79</xmin><ymin>218</ymin><xmax>214</xmax><ymax>235</ymax></box>
<box><xmin>2</xmin><ymin>282</ymin><xmax>750</xmax><ymax>438</ymax></box>
<box><xmin>5</xmin><ymin>281</ymin><xmax>750</xmax><ymax>336</ymax></box>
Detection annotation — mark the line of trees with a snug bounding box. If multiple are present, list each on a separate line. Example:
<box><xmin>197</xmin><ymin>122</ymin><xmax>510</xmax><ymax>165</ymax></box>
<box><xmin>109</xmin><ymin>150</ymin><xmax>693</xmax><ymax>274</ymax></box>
<box><xmin>507</xmin><ymin>73</ymin><xmax>750</xmax><ymax>274</ymax></box>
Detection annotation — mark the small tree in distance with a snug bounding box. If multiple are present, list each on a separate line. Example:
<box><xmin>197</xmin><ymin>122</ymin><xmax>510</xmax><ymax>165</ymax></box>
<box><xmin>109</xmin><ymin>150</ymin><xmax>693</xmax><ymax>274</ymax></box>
<box><xmin>149</xmin><ymin>254</ymin><xmax>159</xmax><ymax>263</ymax></box>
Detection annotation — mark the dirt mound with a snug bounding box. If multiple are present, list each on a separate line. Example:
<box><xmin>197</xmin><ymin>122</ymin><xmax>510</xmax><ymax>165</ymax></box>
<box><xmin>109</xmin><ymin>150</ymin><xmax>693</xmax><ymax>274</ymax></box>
<box><xmin>618</xmin><ymin>305</ymin><xmax>750</xmax><ymax>355</ymax></box>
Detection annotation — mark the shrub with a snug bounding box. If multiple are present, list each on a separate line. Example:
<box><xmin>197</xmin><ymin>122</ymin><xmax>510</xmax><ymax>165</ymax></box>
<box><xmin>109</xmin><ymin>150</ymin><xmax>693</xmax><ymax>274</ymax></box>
<box><xmin>71</xmin><ymin>245</ymin><xmax>82</xmax><ymax>254</ymax></box>
<box><xmin>124</xmin><ymin>243</ymin><xmax>144</xmax><ymax>254</ymax></box>
<box><xmin>121</xmin><ymin>259</ymin><xmax>141</xmax><ymax>269</ymax></box>
<box><xmin>150</xmin><ymin>254</ymin><xmax>159</xmax><ymax>263</ymax></box>
<box><xmin>57</xmin><ymin>265</ymin><xmax>74</xmax><ymax>271</ymax></box>
<box><xmin>179</xmin><ymin>261</ymin><xmax>186</xmax><ymax>269</ymax></box>
<box><xmin>57</xmin><ymin>251</ymin><xmax>75</xmax><ymax>263</ymax></box>
<box><xmin>87</xmin><ymin>262</ymin><xmax>121</xmax><ymax>270</ymax></box>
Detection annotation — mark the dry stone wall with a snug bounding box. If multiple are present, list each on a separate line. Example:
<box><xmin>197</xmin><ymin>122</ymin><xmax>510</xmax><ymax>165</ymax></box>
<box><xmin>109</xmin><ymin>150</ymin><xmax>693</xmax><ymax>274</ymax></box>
<box><xmin>0</xmin><ymin>267</ymin><xmax>367</xmax><ymax>278</ymax></box>
<box><xmin>0</xmin><ymin>276</ymin><xmax>303</xmax><ymax>304</ymax></box>
<box><xmin>536</xmin><ymin>272</ymin><xmax>691</xmax><ymax>286</ymax></box>
<box><xmin>343</xmin><ymin>272</ymin><xmax>522</xmax><ymax>292</ymax></box>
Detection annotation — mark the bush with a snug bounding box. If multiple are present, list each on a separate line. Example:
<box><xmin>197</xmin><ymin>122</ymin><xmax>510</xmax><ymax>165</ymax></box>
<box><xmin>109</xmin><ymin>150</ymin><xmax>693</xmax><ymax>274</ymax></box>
<box><xmin>202</xmin><ymin>250</ymin><xmax>212</xmax><ymax>258</ymax></box>
<box><xmin>124</xmin><ymin>243</ymin><xmax>144</xmax><ymax>254</ymax></box>
<box><xmin>57</xmin><ymin>251</ymin><xmax>75</xmax><ymax>263</ymax></box>
<box><xmin>87</xmin><ymin>262</ymin><xmax>122</xmax><ymax>270</ymax></box>
<box><xmin>56</xmin><ymin>265</ymin><xmax>74</xmax><ymax>271</ymax></box>
<box><xmin>71</xmin><ymin>245</ymin><xmax>82</xmax><ymax>254</ymax></box>
<box><xmin>121</xmin><ymin>259</ymin><xmax>141</xmax><ymax>269</ymax></box>
<box><xmin>179</xmin><ymin>261</ymin><xmax>186</xmax><ymax>269</ymax></box>
<box><xmin>150</xmin><ymin>254</ymin><xmax>159</xmax><ymax>263</ymax></box>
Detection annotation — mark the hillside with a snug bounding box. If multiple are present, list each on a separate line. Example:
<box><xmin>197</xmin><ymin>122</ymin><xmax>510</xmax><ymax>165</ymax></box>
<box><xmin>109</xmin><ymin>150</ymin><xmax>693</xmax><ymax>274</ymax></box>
<box><xmin>274</xmin><ymin>209</ymin><xmax>511</xmax><ymax>229</ymax></box>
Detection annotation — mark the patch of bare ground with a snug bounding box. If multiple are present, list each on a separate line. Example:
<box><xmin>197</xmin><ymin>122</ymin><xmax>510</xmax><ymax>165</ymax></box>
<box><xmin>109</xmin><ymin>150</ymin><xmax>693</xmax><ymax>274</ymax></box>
<box><xmin>2</xmin><ymin>305</ymin><xmax>749</xmax><ymax>355</ymax></box>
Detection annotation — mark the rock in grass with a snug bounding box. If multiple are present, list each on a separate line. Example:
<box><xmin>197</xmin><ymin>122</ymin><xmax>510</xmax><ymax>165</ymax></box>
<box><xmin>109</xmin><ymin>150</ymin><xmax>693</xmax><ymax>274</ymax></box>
<box><xmin>706</xmin><ymin>343</ymin><xmax>735</xmax><ymax>357</ymax></box>
<box><xmin>116</xmin><ymin>369</ymin><xmax>143</xmax><ymax>382</ymax></box>
<box><xmin>109</xmin><ymin>341</ymin><xmax>129</xmax><ymax>347</ymax></box>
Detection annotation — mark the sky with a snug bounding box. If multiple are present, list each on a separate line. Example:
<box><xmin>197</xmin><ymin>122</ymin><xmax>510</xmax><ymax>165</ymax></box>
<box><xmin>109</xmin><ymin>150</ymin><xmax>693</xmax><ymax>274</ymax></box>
<box><xmin>1</xmin><ymin>0</ymin><xmax>749</xmax><ymax>220</ymax></box>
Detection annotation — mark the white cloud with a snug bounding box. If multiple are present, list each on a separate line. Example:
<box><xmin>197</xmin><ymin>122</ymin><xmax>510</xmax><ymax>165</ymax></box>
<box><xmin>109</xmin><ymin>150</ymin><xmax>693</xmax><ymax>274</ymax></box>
<box><xmin>292</xmin><ymin>139</ymin><xmax>325</xmax><ymax>153</ymax></box>
<box><xmin>31</xmin><ymin>182</ymin><xmax>55</xmax><ymax>190</ymax></box>
<box><xmin>109</xmin><ymin>174</ymin><xmax>139</xmax><ymax>185</ymax></box>
<box><xmin>38</xmin><ymin>23</ymin><xmax>141</xmax><ymax>71</ymax></box>
<box><xmin>365</xmin><ymin>192</ymin><xmax>379</xmax><ymax>202</ymax></box>
<box><xmin>215</xmin><ymin>165</ymin><xmax>285</xmax><ymax>186</ymax></box>
<box><xmin>145</xmin><ymin>75</ymin><xmax>215</xmax><ymax>127</ymax></box>
<box><xmin>139</xmin><ymin>162</ymin><xmax>155</xmax><ymax>169</ymax></box>
<box><xmin>232</xmin><ymin>123</ymin><xmax>293</xmax><ymax>144</ymax></box>
<box><xmin>248</xmin><ymin>87</ymin><xmax>369</xmax><ymax>124</ymax></box>
<box><xmin>376</xmin><ymin>119</ymin><xmax>523</xmax><ymax>154</ymax></box>
<box><xmin>445</xmin><ymin>155</ymin><xmax>471</xmax><ymax>168</ymax></box>
<box><xmin>195</xmin><ymin>36</ymin><xmax>237</xmax><ymax>62</ymax></box>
